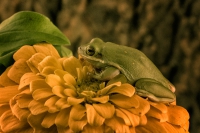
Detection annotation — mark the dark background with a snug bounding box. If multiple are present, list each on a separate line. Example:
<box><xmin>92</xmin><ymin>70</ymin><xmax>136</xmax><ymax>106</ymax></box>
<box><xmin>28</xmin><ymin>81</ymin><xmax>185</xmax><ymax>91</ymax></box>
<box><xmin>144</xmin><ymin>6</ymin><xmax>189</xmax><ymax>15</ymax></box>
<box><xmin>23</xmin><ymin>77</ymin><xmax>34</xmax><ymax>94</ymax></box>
<box><xmin>0</xmin><ymin>0</ymin><xmax>199</xmax><ymax>132</ymax></box>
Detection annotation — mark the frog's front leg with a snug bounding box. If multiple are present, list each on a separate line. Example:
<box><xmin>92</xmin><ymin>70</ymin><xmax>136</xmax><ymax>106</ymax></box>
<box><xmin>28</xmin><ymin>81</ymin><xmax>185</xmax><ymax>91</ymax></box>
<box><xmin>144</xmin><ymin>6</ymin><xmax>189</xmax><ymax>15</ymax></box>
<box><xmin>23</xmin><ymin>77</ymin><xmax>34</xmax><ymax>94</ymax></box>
<box><xmin>93</xmin><ymin>66</ymin><xmax>120</xmax><ymax>81</ymax></box>
<box><xmin>134</xmin><ymin>78</ymin><xmax>176</xmax><ymax>103</ymax></box>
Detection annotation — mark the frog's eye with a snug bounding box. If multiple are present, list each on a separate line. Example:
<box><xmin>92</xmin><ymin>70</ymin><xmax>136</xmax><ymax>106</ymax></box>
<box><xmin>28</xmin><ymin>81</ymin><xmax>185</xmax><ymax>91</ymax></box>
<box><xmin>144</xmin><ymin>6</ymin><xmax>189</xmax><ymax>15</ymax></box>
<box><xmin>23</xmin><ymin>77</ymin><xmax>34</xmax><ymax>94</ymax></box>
<box><xmin>86</xmin><ymin>46</ymin><xmax>95</xmax><ymax>56</ymax></box>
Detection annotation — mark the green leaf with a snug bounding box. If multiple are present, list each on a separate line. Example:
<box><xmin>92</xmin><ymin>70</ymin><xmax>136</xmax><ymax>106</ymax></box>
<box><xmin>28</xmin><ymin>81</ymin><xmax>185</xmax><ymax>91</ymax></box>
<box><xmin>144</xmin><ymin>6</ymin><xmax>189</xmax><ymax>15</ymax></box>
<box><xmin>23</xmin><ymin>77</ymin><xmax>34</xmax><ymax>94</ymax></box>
<box><xmin>0</xmin><ymin>11</ymin><xmax>71</xmax><ymax>74</ymax></box>
<box><xmin>54</xmin><ymin>45</ymin><xmax>73</xmax><ymax>57</ymax></box>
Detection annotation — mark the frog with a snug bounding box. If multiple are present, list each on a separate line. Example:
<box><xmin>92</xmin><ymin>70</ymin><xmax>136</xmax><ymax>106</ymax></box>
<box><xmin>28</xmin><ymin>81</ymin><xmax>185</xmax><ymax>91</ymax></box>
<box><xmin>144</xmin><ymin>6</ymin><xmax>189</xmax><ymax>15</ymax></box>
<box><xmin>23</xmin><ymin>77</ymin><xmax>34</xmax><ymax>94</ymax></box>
<box><xmin>78</xmin><ymin>38</ymin><xmax>176</xmax><ymax>103</ymax></box>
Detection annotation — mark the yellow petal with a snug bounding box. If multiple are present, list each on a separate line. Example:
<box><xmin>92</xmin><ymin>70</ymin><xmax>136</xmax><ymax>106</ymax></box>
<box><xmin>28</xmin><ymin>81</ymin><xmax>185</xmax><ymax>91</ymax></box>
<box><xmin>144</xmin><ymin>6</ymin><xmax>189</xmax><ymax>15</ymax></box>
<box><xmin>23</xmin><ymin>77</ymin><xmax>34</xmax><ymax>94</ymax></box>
<box><xmin>26</xmin><ymin>53</ymin><xmax>46</xmax><ymax>72</ymax></box>
<box><xmin>55</xmin><ymin>98</ymin><xmax>71</xmax><ymax>109</ymax></box>
<box><xmin>13</xmin><ymin>45</ymin><xmax>36</xmax><ymax>61</ymax></box>
<box><xmin>0</xmin><ymin>110</ymin><xmax>27</xmax><ymax>132</ymax></box>
<box><xmin>19</xmin><ymin>73</ymin><xmax>44</xmax><ymax>90</ymax></box>
<box><xmin>8</xmin><ymin>59</ymin><xmax>32</xmax><ymax>83</ymax></box>
<box><xmin>118</xmin><ymin>108</ymin><xmax>140</xmax><ymax>127</ymax></box>
<box><xmin>63</xmin><ymin>73</ymin><xmax>76</xmax><ymax>87</ymax></box>
<box><xmin>0</xmin><ymin>85</ymin><xmax>19</xmax><ymax>104</ymax></box>
<box><xmin>52</xmin><ymin>86</ymin><xmax>66</xmax><ymax>98</ymax></box>
<box><xmin>33</xmin><ymin>43</ymin><xmax>60</xmax><ymax>58</ymax></box>
<box><xmin>97</xmin><ymin>82</ymin><xmax>121</xmax><ymax>95</ymax></box>
<box><xmin>28</xmin><ymin>100</ymin><xmax>48</xmax><ymax>115</ymax></box>
<box><xmin>127</xmin><ymin>95</ymin><xmax>150</xmax><ymax>116</ymax></box>
<box><xmin>83</xmin><ymin>124</ymin><xmax>104</xmax><ymax>133</ymax></box>
<box><xmin>107</xmin><ymin>83</ymin><xmax>135</xmax><ymax>97</ymax></box>
<box><xmin>15</xmin><ymin>93</ymin><xmax>32</xmax><ymax>108</ymax></box>
<box><xmin>109</xmin><ymin>94</ymin><xmax>139</xmax><ymax>109</ymax></box>
<box><xmin>41</xmin><ymin>66</ymin><xmax>58</xmax><ymax>75</ymax></box>
<box><xmin>32</xmin><ymin>88</ymin><xmax>54</xmax><ymax>100</ymax></box>
<box><xmin>0</xmin><ymin>103</ymin><xmax>10</xmax><ymax>116</ymax></box>
<box><xmin>167</xmin><ymin>105</ymin><xmax>189</xmax><ymax>126</ymax></box>
<box><xmin>70</xmin><ymin>104</ymin><xmax>86</xmax><ymax>121</ymax></box>
<box><xmin>63</xmin><ymin>88</ymin><xmax>77</xmax><ymax>97</ymax></box>
<box><xmin>41</xmin><ymin>112</ymin><xmax>57</xmax><ymax>128</ymax></box>
<box><xmin>93</xmin><ymin>102</ymin><xmax>115</xmax><ymax>119</ymax></box>
<box><xmin>63</xmin><ymin>56</ymin><xmax>82</xmax><ymax>77</ymax></box>
<box><xmin>29</xmin><ymin>78</ymin><xmax>50</xmax><ymax>92</ymax></box>
<box><xmin>104</xmin><ymin>115</ymin><xmax>130</xmax><ymax>133</ymax></box>
<box><xmin>68</xmin><ymin>116</ymin><xmax>87</xmax><ymax>132</ymax></box>
<box><xmin>28</xmin><ymin>113</ymin><xmax>47</xmax><ymax>129</ymax></box>
<box><xmin>90</xmin><ymin>95</ymin><xmax>109</xmax><ymax>103</ymax></box>
<box><xmin>146</xmin><ymin>105</ymin><xmax>168</xmax><ymax>122</ymax></box>
<box><xmin>38</xmin><ymin>56</ymin><xmax>62</xmax><ymax>72</ymax></box>
<box><xmin>67</xmin><ymin>97</ymin><xmax>85</xmax><ymax>105</ymax></box>
<box><xmin>44</xmin><ymin>96</ymin><xmax>60</xmax><ymax>113</ymax></box>
<box><xmin>85</xmin><ymin>104</ymin><xmax>105</xmax><ymax>126</ymax></box>
<box><xmin>10</xmin><ymin>99</ymin><xmax>30</xmax><ymax>121</ymax></box>
<box><xmin>55</xmin><ymin>108</ymin><xmax>71</xmax><ymax>127</ymax></box>
<box><xmin>149</xmin><ymin>101</ymin><xmax>168</xmax><ymax>113</ymax></box>
<box><xmin>45</xmin><ymin>74</ymin><xmax>64</xmax><ymax>88</ymax></box>
<box><xmin>0</xmin><ymin>66</ymin><xmax>17</xmax><ymax>86</ymax></box>
<box><xmin>115</xmin><ymin>108</ymin><xmax>132</xmax><ymax>126</ymax></box>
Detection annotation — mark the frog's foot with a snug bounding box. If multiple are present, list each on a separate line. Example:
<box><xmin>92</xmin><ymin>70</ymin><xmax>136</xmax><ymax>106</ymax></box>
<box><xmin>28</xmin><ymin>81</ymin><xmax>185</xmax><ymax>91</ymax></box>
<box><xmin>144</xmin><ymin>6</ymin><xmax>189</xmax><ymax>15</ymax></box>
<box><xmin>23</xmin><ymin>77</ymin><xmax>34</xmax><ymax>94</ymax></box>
<box><xmin>134</xmin><ymin>78</ymin><xmax>176</xmax><ymax>103</ymax></box>
<box><xmin>93</xmin><ymin>66</ymin><xmax>120</xmax><ymax>81</ymax></box>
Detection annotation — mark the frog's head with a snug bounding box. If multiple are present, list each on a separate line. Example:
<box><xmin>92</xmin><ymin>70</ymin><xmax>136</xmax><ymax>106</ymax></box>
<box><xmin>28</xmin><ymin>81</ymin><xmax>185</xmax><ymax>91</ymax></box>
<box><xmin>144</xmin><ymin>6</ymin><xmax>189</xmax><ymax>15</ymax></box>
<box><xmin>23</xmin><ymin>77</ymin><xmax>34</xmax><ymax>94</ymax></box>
<box><xmin>78</xmin><ymin>38</ymin><xmax>108</xmax><ymax>68</ymax></box>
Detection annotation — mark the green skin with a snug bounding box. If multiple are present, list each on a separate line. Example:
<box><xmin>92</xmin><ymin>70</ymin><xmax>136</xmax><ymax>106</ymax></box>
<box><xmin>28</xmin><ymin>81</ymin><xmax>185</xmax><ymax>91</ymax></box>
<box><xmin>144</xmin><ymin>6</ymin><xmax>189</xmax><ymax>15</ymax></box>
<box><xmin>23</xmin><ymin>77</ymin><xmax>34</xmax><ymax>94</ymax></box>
<box><xmin>78</xmin><ymin>38</ymin><xmax>176</xmax><ymax>103</ymax></box>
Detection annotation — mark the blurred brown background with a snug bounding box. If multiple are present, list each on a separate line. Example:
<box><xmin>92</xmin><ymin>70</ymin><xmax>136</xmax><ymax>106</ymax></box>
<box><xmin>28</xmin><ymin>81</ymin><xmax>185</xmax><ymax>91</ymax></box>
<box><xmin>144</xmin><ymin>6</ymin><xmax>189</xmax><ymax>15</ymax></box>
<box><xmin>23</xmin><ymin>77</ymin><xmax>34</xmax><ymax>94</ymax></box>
<box><xmin>0</xmin><ymin>0</ymin><xmax>199</xmax><ymax>132</ymax></box>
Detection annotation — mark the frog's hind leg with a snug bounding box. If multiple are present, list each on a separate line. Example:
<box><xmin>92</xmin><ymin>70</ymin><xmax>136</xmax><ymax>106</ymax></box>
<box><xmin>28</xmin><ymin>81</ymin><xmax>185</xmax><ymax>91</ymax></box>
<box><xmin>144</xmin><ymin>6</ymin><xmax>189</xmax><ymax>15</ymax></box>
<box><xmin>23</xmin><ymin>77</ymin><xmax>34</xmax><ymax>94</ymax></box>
<box><xmin>134</xmin><ymin>78</ymin><xmax>176</xmax><ymax>103</ymax></box>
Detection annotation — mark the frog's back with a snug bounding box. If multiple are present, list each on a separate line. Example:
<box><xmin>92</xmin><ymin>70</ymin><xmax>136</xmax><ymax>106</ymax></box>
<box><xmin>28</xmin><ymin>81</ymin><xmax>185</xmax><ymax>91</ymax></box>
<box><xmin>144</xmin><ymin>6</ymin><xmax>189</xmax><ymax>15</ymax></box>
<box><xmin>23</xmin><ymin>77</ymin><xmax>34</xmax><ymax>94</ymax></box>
<box><xmin>103</xmin><ymin>42</ymin><xmax>170</xmax><ymax>86</ymax></box>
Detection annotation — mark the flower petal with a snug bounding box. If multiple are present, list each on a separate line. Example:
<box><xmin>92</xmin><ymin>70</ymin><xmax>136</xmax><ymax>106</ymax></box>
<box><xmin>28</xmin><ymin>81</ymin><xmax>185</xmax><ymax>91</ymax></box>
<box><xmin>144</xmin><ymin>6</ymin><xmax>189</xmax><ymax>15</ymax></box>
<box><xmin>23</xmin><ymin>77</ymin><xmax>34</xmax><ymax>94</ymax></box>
<box><xmin>45</xmin><ymin>74</ymin><xmax>64</xmax><ymax>88</ymax></box>
<box><xmin>70</xmin><ymin>104</ymin><xmax>86</xmax><ymax>121</ymax></box>
<box><xmin>52</xmin><ymin>86</ymin><xmax>66</xmax><ymax>98</ymax></box>
<box><xmin>0</xmin><ymin>85</ymin><xmax>19</xmax><ymax>104</ymax></box>
<box><xmin>67</xmin><ymin>97</ymin><xmax>85</xmax><ymax>105</ymax></box>
<box><xmin>149</xmin><ymin>101</ymin><xmax>168</xmax><ymax>113</ymax></box>
<box><xmin>109</xmin><ymin>94</ymin><xmax>139</xmax><ymax>109</ymax></box>
<box><xmin>41</xmin><ymin>112</ymin><xmax>57</xmax><ymax>128</ymax></box>
<box><xmin>107</xmin><ymin>83</ymin><xmax>135</xmax><ymax>97</ymax></box>
<box><xmin>13</xmin><ymin>45</ymin><xmax>36</xmax><ymax>61</ymax></box>
<box><xmin>19</xmin><ymin>73</ymin><xmax>44</xmax><ymax>90</ymax></box>
<box><xmin>32</xmin><ymin>88</ymin><xmax>54</xmax><ymax>100</ymax></box>
<box><xmin>127</xmin><ymin>95</ymin><xmax>150</xmax><ymax>116</ymax></box>
<box><xmin>28</xmin><ymin>100</ymin><xmax>48</xmax><ymax>115</ymax></box>
<box><xmin>30</xmin><ymin>78</ymin><xmax>51</xmax><ymax>92</ymax></box>
<box><xmin>55</xmin><ymin>98</ymin><xmax>71</xmax><ymax>109</ymax></box>
<box><xmin>63</xmin><ymin>73</ymin><xmax>76</xmax><ymax>87</ymax></box>
<box><xmin>69</xmin><ymin>116</ymin><xmax>87</xmax><ymax>132</ymax></box>
<box><xmin>85</xmin><ymin>104</ymin><xmax>105</xmax><ymax>126</ymax></box>
<box><xmin>63</xmin><ymin>56</ymin><xmax>82</xmax><ymax>77</ymax></box>
<box><xmin>7</xmin><ymin>59</ymin><xmax>31</xmax><ymax>83</ymax></box>
<box><xmin>38</xmin><ymin>56</ymin><xmax>62</xmax><ymax>72</ymax></box>
<box><xmin>97</xmin><ymin>82</ymin><xmax>121</xmax><ymax>95</ymax></box>
<box><xmin>41</xmin><ymin>66</ymin><xmax>57</xmax><ymax>75</ymax></box>
<box><xmin>107</xmin><ymin>74</ymin><xmax>128</xmax><ymax>86</ymax></box>
<box><xmin>0</xmin><ymin>66</ymin><xmax>17</xmax><ymax>86</ymax></box>
<box><xmin>55</xmin><ymin>108</ymin><xmax>71</xmax><ymax>127</ymax></box>
<box><xmin>63</xmin><ymin>88</ymin><xmax>77</xmax><ymax>97</ymax></box>
<box><xmin>44</xmin><ymin>96</ymin><xmax>60</xmax><ymax>113</ymax></box>
<box><xmin>83</xmin><ymin>124</ymin><xmax>104</xmax><ymax>133</ymax></box>
<box><xmin>90</xmin><ymin>95</ymin><xmax>109</xmax><ymax>103</ymax></box>
<box><xmin>93</xmin><ymin>102</ymin><xmax>115</xmax><ymax>119</ymax></box>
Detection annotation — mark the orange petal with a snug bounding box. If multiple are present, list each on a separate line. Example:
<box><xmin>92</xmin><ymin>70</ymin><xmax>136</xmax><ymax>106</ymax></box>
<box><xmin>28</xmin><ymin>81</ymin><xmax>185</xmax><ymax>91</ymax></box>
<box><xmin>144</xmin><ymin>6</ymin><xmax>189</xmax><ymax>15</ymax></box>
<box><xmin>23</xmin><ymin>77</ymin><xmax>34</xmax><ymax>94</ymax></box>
<box><xmin>30</xmin><ymin>78</ymin><xmax>50</xmax><ymax>92</ymax></box>
<box><xmin>41</xmin><ymin>66</ymin><xmax>57</xmax><ymax>75</ymax></box>
<box><xmin>104</xmin><ymin>115</ymin><xmax>130</xmax><ymax>133</ymax></box>
<box><xmin>127</xmin><ymin>95</ymin><xmax>150</xmax><ymax>116</ymax></box>
<box><xmin>93</xmin><ymin>102</ymin><xmax>115</xmax><ymax>119</ymax></box>
<box><xmin>13</xmin><ymin>45</ymin><xmax>36</xmax><ymax>61</ymax></box>
<box><xmin>97</xmin><ymin>82</ymin><xmax>121</xmax><ymax>95</ymax></box>
<box><xmin>63</xmin><ymin>88</ymin><xmax>77</xmax><ymax>97</ymax></box>
<box><xmin>0</xmin><ymin>103</ymin><xmax>10</xmax><ymax>116</ymax></box>
<box><xmin>161</xmin><ymin>122</ymin><xmax>179</xmax><ymax>133</ymax></box>
<box><xmin>55</xmin><ymin>98</ymin><xmax>71</xmax><ymax>109</ymax></box>
<box><xmin>55</xmin><ymin>108</ymin><xmax>71</xmax><ymax>127</ymax></box>
<box><xmin>28</xmin><ymin>113</ymin><xmax>47</xmax><ymax>129</ymax></box>
<box><xmin>45</xmin><ymin>74</ymin><xmax>64</xmax><ymax>88</ymax></box>
<box><xmin>32</xmin><ymin>88</ymin><xmax>54</xmax><ymax>100</ymax></box>
<box><xmin>70</xmin><ymin>104</ymin><xmax>86</xmax><ymax>121</ymax></box>
<box><xmin>68</xmin><ymin>116</ymin><xmax>87</xmax><ymax>132</ymax></box>
<box><xmin>149</xmin><ymin>101</ymin><xmax>168</xmax><ymax>113</ymax></box>
<box><xmin>67</xmin><ymin>97</ymin><xmax>84</xmax><ymax>105</ymax></box>
<box><xmin>16</xmin><ymin>94</ymin><xmax>32</xmax><ymax>108</ymax></box>
<box><xmin>19</xmin><ymin>73</ymin><xmax>44</xmax><ymax>90</ymax></box>
<box><xmin>63</xmin><ymin>56</ymin><xmax>82</xmax><ymax>77</ymax></box>
<box><xmin>167</xmin><ymin>105</ymin><xmax>189</xmax><ymax>126</ymax></box>
<box><xmin>115</xmin><ymin>108</ymin><xmax>132</xmax><ymax>126</ymax></box>
<box><xmin>28</xmin><ymin>100</ymin><xmax>48</xmax><ymax>115</ymax></box>
<box><xmin>7</xmin><ymin>59</ymin><xmax>32</xmax><ymax>83</ymax></box>
<box><xmin>107</xmin><ymin>83</ymin><xmax>135</xmax><ymax>97</ymax></box>
<box><xmin>0</xmin><ymin>66</ymin><xmax>17</xmax><ymax>86</ymax></box>
<box><xmin>85</xmin><ymin>104</ymin><xmax>105</xmax><ymax>126</ymax></box>
<box><xmin>44</xmin><ymin>96</ymin><xmax>60</xmax><ymax>113</ymax></box>
<box><xmin>41</xmin><ymin>112</ymin><xmax>57</xmax><ymax>128</ymax></box>
<box><xmin>63</xmin><ymin>73</ymin><xmax>76</xmax><ymax>87</ymax></box>
<box><xmin>90</xmin><ymin>95</ymin><xmax>109</xmax><ymax>103</ymax></box>
<box><xmin>52</xmin><ymin>86</ymin><xmax>66</xmax><ymax>98</ymax></box>
<box><xmin>0</xmin><ymin>85</ymin><xmax>19</xmax><ymax>104</ymax></box>
<box><xmin>83</xmin><ymin>124</ymin><xmax>104</xmax><ymax>133</ymax></box>
<box><xmin>109</xmin><ymin>94</ymin><xmax>139</xmax><ymax>109</ymax></box>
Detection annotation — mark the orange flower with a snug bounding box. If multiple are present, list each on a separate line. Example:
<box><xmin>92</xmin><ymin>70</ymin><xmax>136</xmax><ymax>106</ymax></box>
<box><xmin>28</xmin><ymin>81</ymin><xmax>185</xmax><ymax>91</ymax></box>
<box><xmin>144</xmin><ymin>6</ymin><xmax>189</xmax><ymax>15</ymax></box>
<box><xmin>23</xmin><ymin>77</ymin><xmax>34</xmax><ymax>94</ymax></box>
<box><xmin>0</xmin><ymin>43</ymin><xmax>189</xmax><ymax>133</ymax></box>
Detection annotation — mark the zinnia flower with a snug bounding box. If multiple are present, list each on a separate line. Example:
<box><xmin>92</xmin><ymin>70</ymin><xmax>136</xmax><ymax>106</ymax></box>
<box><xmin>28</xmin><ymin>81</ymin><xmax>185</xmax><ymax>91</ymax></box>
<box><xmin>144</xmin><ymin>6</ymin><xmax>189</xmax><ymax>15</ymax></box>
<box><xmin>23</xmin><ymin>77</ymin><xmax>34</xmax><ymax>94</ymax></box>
<box><xmin>0</xmin><ymin>43</ymin><xmax>189</xmax><ymax>133</ymax></box>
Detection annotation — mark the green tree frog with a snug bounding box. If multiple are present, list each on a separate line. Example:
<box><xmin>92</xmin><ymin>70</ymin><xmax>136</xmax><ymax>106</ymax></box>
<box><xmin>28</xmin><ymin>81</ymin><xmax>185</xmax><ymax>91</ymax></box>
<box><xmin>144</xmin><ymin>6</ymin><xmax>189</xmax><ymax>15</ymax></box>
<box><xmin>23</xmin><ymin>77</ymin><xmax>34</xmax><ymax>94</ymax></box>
<box><xmin>78</xmin><ymin>38</ymin><xmax>176</xmax><ymax>103</ymax></box>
